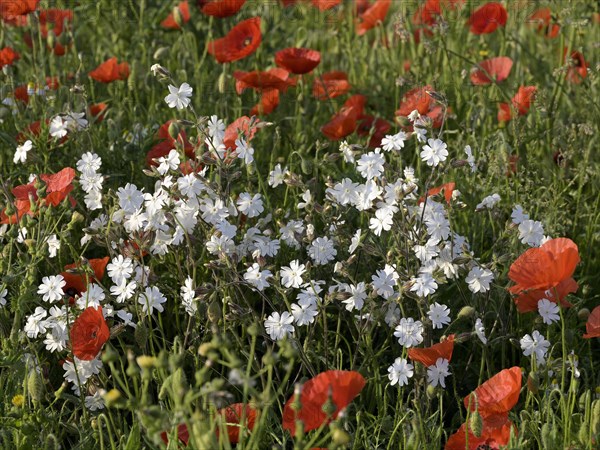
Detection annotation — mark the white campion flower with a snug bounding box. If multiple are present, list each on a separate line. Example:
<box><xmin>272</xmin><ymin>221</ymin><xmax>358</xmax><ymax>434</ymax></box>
<box><xmin>518</xmin><ymin>219</ymin><xmax>545</xmax><ymax>247</ymax></box>
<box><xmin>234</xmin><ymin>137</ymin><xmax>254</xmax><ymax>164</ymax></box>
<box><xmin>388</xmin><ymin>357</ymin><xmax>414</xmax><ymax>387</ymax></box>
<box><xmin>280</xmin><ymin>260</ymin><xmax>306</xmax><ymax>289</ymax></box>
<box><xmin>76</xmin><ymin>152</ymin><xmax>102</xmax><ymax>175</ymax></box>
<box><xmin>394</xmin><ymin>318</ymin><xmax>424</xmax><ymax>348</ymax></box>
<box><xmin>268</xmin><ymin>164</ymin><xmax>287</xmax><ymax>188</ymax></box>
<box><xmin>14</xmin><ymin>140</ymin><xmax>32</xmax><ymax>164</ymax></box>
<box><xmin>244</xmin><ymin>263</ymin><xmax>272</xmax><ymax>291</ymax></box>
<box><xmin>538</xmin><ymin>299</ymin><xmax>560</xmax><ymax>325</ymax></box>
<box><xmin>381</xmin><ymin>131</ymin><xmax>408</xmax><ymax>152</ymax></box>
<box><xmin>464</xmin><ymin>145</ymin><xmax>476</xmax><ymax>172</ymax></box>
<box><xmin>264</xmin><ymin>311</ymin><xmax>294</xmax><ymax>341</ymax></box>
<box><xmin>369</xmin><ymin>208</ymin><xmax>394</xmax><ymax>236</ymax></box>
<box><xmin>138</xmin><ymin>286</ymin><xmax>167</xmax><ymax>315</ymax></box>
<box><xmin>308</xmin><ymin>236</ymin><xmax>337</xmax><ymax>265</ymax></box>
<box><xmin>427</xmin><ymin>358</ymin><xmax>451</xmax><ymax>388</ymax></box>
<box><xmin>372</xmin><ymin>264</ymin><xmax>399</xmax><ymax>299</ymax></box>
<box><xmin>46</xmin><ymin>234</ymin><xmax>60</xmax><ymax>258</ymax></box>
<box><xmin>37</xmin><ymin>275</ymin><xmax>66</xmax><ymax>303</ymax></box>
<box><xmin>410</xmin><ymin>273</ymin><xmax>438</xmax><ymax>297</ymax></box>
<box><xmin>49</xmin><ymin>116</ymin><xmax>68</xmax><ymax>138</ymax></box>
<box><xmin>164</xmin><ymin>82</ymin><xmax>193</xmax><ymax>110</ymax></box>
<box><xmin>428</xmin><ymin>302</ymin><xmax>451</xmax><ymax>329</ymax></box>
<box><xmin>511</xmin><ymin>205</ymin><xmax>529</xmax><ymax>225</ymax></box>
<box><xmin>520</xmin><ymin>330</ymin><xmax>550</xmax><ymax>365</ymax></box>
<box><xmin>465</xmin><ymin>266</ymin><xmax>494</xmax><ymax>293</ymax></box>
<box><xmin>237</xmin><ymin>193</ymin><xmax>264</xmax><ymax>218</ymax></box>
<box><xmin>357</xmin><ymin>148</ymin><xmax>385</xmax><ymax>180</ymax></box>
<box><xmin>476</xmin><ymin>193</ymin><xmax>501</xmax><ymax>211</ymax></box>
<box><xmin>420</xmin><ymin>138</ymin><xmax>448</xmax><ymax>167</ymax></box>
<box><xmin>474</xmin><ymin>318</ymin><xmax>487</xmax><ymax>344</ymax></box>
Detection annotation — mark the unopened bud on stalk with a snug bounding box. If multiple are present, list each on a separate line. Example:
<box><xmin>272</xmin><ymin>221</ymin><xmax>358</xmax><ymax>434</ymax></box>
<box><xmin>469</xmin><ymin>410</ymin><xmax>483</xmax><ymax>437</ymax></box>
<box><xmin>457</xmin><ymin>306</ymin><xmax>475</xmax><ymax>319</ymax></box>
<box><xmin>578</xmin><ymin>308</ymin><xmax>590</xmax><ymax>321</ymax></box>
<box><xmin>27</xmin><ymin>369</ymin><xmax>44</xmax><ymax>404</ymax></box>
<box><xmin>173</xmin><ymin>6</ymin><xmax>184</xmax><ymax>27</ymax></box>
<box><xmin>168</xmin><ymin>121</ymin><xmax>180</xmax><ymax>140</ymax></box>
<box><xmin>46</xmin><ymin>30</ymin><xmax>56</xmax><ymax>50</ymax></box>
<box><xmin>217</xmin><ymin>71</ymin><xmax>227</xmax><ymax>94</ymax></box>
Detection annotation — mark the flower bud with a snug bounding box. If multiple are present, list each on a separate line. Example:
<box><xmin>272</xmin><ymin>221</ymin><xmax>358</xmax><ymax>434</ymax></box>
<box><xmin>469</xmin><ymin>410</ymin><xmax>483</xmax><ymax>437</ymax></box>
<box><xmin>578</xmin><ymin>308</ymin><xmax>591</xmax><ymax>321</ymax></box>
<box><xmin>457</xmin><ymin>306</ymin><xmax>475</xmax><ymax>319</ymax></box>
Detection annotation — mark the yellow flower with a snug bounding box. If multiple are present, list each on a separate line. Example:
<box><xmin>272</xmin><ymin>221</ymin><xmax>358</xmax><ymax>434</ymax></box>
<box><xmin>12</xmin><ymin>394</ymin><xmax>25</xmax><ymax>407</ymax></box>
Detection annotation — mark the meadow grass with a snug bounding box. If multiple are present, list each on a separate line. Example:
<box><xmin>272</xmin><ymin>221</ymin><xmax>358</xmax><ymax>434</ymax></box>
<box><xmin>0</xmin><ymin>0</ymin><xmax>599</xmax><ymax>448</ymax></box>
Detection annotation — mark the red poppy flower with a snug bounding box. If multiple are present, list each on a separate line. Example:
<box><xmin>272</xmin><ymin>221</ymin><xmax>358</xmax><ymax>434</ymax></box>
<box><xmin>38</xmin><ymin>9</ymin><xmax>73</xmax><ymax>37</ymax></box>
<box><xmin>513</xmin><ymin>277</ymin><xmax>578</xmax><ymax>313</ymax></box>
<box><xmin>413</xmin><ymin>0</ymin><xmax>464</xmax><ymax>27</ymax></box>
<box><xmin>160</xmin><ymin>423</ymin><xmax>190</xmax><ymax>446</ymax></box>
<box><xmin>497</xmin><ymin>102</ymin><xmax>511</xmax><ymax>122</ymax></box>
<box><xmin>445</xmin><ymin>413</ymin><xmax>514</xmax><ymax>450</ymax></box>
<box><xmin>311</xmin><ymin>0</ymin><xmax>341</xmax><ymax>11</ymax></box>
<box><xmin>70</xmin><ymin>307</ymin><xmax>110</xmax><ymax>360</ymax></box>
<box><xmin>147</xmin><ymin>120</ymin><xmax>196</xmax><ymax>166</ymax></box>
<box><xmin>89</xmin><ymin>103</ymin><xmax>108</xmax><ymax>122</ymax></box>
<box><xmin>564</xmin><ymin>49</ymin><xmax>587</xmax><ymax>84</ymax></box>
<box><xmin>0</xmin><ymin>0</ymin><xmax>38</xmax><ymax>20</ymax></box>
<box><xmin>512</xmin><ymin>85</ymin><xmax>537</xmax><ymax>114</ymax></box>
<box><xmin>40</xmin><ymin>167</ymin><xmax>76</xmax><ymax>206</ymax></box>
<box><xmin>357</xmin><ymin>115</ymin><xmax>391</xmax><ymax>148</ymax></box>
<box><xmin>89</xmin><ymin>57</ymin><xmax>130</xmax><ymax>83</ymax></box>
<box><xmin>61</xmin><ymin>257</ymin><xmax>110</xmax><ymax>297</ymax></box>
<box><xmin>282</xmin><ymin>370</ymin><xmax>366</xmax><ymax>436</ymax></box>
<box><xmin>467</xmin><ymin>2</ymin><xmax>507</xmax><ymax>35</ymax></box>
<box><xmin>234</xmin><ymin>68</ymin><xmax>294</xmax><ymax>94</ymax></box>
<box><xmin>408</xmin><ymin>335</ymin><xmax>455</xmax><ymax>367</ymax></box>
<box><xmin>207</xmin><ymin>17</ymin><xmax>261</xmax><ymax>63</ymax></box>
<box><xmin>464</xmin><ymin>367</ymin><xmax>522</xmax><ymax>419</ymax></box>
<box><xmin>396</xmin><ymin>85</ymin><xmax>432</xmax><ymax>117</ymax></box>
<box><xmin>583</xmin><ymin>306</ymin><xmax>600</xmax><ymax>339</ymax></box>
<box><xmin>529</xmin><ymin>8</ymin><xmax>560</xmax><ymax>38</ymax></box>
<box><xmin>313</xmin><ymin>71</ymin><xmax>351</xmax><ymax>100</ymax></box>
<box><xmin>508</xmin><ymin>238</ymin><xmax>579</xmax><ymax>296</ymax></box>
<box><xmin>418</xmin><ymin>182</ymin><xmax>456</xmax><ymax>205</ymax></box>
<box><xmin>470</xmin><ymin>56</ymin><xmax>513</xmax><ymax>85</ymax></box>
<box><xmin>250</xmin><ymin>88</ymin><xmax>280</xmax><ymax>115</ymax></box>
<box><xmin>161</xmin><ymin>1</ymin><xmax>190</xmax><ymax>29</ymax></box>
<box><xmin>222</xmin><ymin>116</ymin><xmax>259</xmax><ymax>150</ymax></box>
<box><xmin>199</xmin><ymin>0</ymin><xmax>246</xmax><ymax>18</ymax></box>
<box><xmin>322</xmin><ymin>94</ymin><xmax>366</xmax><ymax>140</ymax></box>
<box><xmin>0</xmin><ymin>46</ymin><xmax>19</xmax><ymax>69</ymax></box>
<box><xmin>275</xmin><ymin>47</ymin><xmax>321</xmax><ymax>74</ymax></box>
<box><xmin>217</xmin><ymin>403</ymin><xmax>257</xmax><ymax>443</ymax></box>
<box><xmin>356</xmin><ymin>0</ymin><xmax>391</xmax><ymax>35</ymax></box>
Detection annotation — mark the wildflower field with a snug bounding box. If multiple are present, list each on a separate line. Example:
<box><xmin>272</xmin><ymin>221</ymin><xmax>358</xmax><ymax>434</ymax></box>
<box><xmin>0</xmin><ymin>0</ymin><xmax>599</xmax><ymax>448</ymax></box>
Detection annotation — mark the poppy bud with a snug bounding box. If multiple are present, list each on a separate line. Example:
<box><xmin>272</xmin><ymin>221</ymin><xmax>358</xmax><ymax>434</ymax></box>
<box><xmin>207</xmin><ymin>298</ymin><xmax>222</xmax><ymax>324</ymax></box>
<box><xmin>128</xmin><ymin>62</ymin><xmax>137</xmax><ymax>91</ymax></box>
<box><xmin>591</xmin><ymin>400</ymin><xmax>600</xmax><ymax>436</ymax></box>
<box><xmin>578</xmin><ymin>308</ymin><xmax>591</xmax><ymax>321</ymax></box>
<box><xmin>172</xmin><ymin>368</ymin><xmax>189</xmax><ymax>398</ymax></box>
<box><xmin>27</xmin><ymin>369</ymin><xmax>45</xmax><ymax>404</ymax></box>
<box><xmin>137</xmin><ymin>355</ymin><xmax>157</xmax><ymax>370</ymax></box>
<box><xmin>153</xmin><ymin>48</ymin><xmax>170</xmax><ymax>60</ymax></box>
<box><xmin>47</xmin><ymin>30</ymin><xmax>56</xmax><ymax>51</ymax></box>
<box><xmin>158</xmin><ymin>375</ymin><xmax>173</xmax><ymax>400</ymax></box>
<box><xmin>426</xmin><ymin>385</ymin><xmax>437</xmax><ymax>399</ymax></box>
<box><xmin>28</xmin><ymin>193</ymin><xmax>37</xmax><ymax>213</ymax></box>
<box><xmin>135</xmin><ymin>322</ymin><xmax>148</xmax><ymax>349</ymax></box>
<box><xmin>332</xmin><ymin>427</ymin><xmax>351</xmax><ymax>445</ymax></box>
<box><xmin>262</xmin><ymin>350</ymin><xmax>277</xmax><ymax>367</ymax></box>
<box><xmin>4</xmin><ymin>202</ymin><xmax>15</xmax><ymax>217</ymax></box>
<box><xmin>102</xmin><ymin>345</ymin><xmax>119</xmax><ymax>364</ymax></box>
<box><xmin>300</xmin><ymin>156</ymin><xmax>313</xmax><ymax>175</ymax></box>
<box><xmin>103</xmin><ymin>389</ymin><xmax>122</xmax><ymax>407</ymax></box>
<box><xmin>217</xmin><ymin>71</ymin><xmax>227</xmax><ymax>94</ymax></box>
<box><xmin>198</xmin><ymin>342</ymin><xmax>213</xmax><ymax>357</ymax></box>
<box><xmin>469</xmin><ymin>410</ymin><xmax>483</xmax><ymax>437</ymax></box>
<box><xmin>541</xmin><ymin>422</ymin><xmax>559</xmax><ymax>448</ymax></box>
<box><xmin>527</xmin><ymin>372</ymin><xmax>539</xmax><ymax>394</ymax></box>
<box><xmin>168</xmin><ymin>121</ymin><xmax>180</xmax><ymax>140</ymax></box>
<box><xmin>173</xmin><ymin>6</ymin><xmax>184</xmax><ymax>27</ymax></box>
<box><xmin>457</xmin><ymin>306</ymin><xmax>475</xmax><ymax>319</ymax></box>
